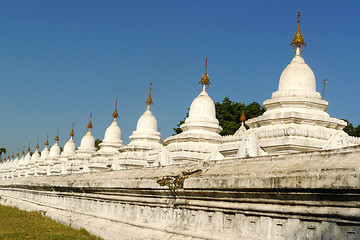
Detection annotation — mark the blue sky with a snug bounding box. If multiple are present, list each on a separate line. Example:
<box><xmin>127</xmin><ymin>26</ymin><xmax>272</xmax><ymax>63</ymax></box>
<box><xmin>1</xmin><ymin>1</ymin><xmax>360</xmax><ymax>154</ymax></box>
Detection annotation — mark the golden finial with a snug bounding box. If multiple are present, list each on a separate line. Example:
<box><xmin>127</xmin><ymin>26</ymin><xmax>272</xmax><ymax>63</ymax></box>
<box><xmin>22</xmin><ymin>149</ymin><xmax>25</xmax><ymax>155</ymax></box>
<box><xmin>87</xmin><ymin>112</ymin><xmax>93</xmax><ymax>129</ymax></box>
<box><xmin>28</xmin><ymin>142</ymin><xmax>31</xmax><ymax>152</ymax></box>
<box><xmin>55</xmin><ymin>128</ymin><xmax>59</xmax><ymax>141</ymax></box>
<box><xmin>145</xmin><ymin>83</ymin><xmax>153</xmax><ymax>106</ymax></box>
<box><xmin>200</xmin><ymin>57</ymin><xmax>210</xmax><ymax>88</ymax></box>
<box><xmin>112</xmin><ymin>100</ymin><xmax>119</xmax><ymax>118</ymax></box>
<box><xmin>45</xmin><ymin>134</ymin><xmax>49</xmax><ymax>146</ymax></box>
<box><xmin>240</xmin><ymin>103</ymin><xmax>246</xmax><ymax>124</ymax></box>
<box><xmin>10</xmin><ymin>155</ymin><xmax>13</xmax><ymax>159</ymax></box>
<box><xmin>70</xmin><ymin>122</ymin><xmax>75</xmax><ymax>137</ymax></box>
<box><xmin>290</xmin><ymin>11</ymin><xmax>306</xmax><ymax>50</ymax></box>
<box><xmin>36</xmin><ymin>138</ymin><xmax>39</xmax><ymax>149</ymax></box>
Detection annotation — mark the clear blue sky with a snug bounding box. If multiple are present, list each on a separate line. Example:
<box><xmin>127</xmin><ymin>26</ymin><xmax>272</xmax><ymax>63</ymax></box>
<box><xmin>1</xmin><ymin>1</ymin><xmax>360</xmax><ymax>154</ymax></box>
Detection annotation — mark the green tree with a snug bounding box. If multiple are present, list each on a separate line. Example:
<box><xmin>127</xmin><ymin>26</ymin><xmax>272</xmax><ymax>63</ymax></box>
<box><xmin>343</xmin><ymin>120</ymin><xmax>360</xmax><ymax>137</ymax></box>
<box><xmin>95</xmin><ymin>139</ymin><xmax>102</xmax><ymax>150</ymax></box>
<box><xmin>0</xmin><ymin>148</ymin><xmax>6</xmax><ymax>160</ymax></box>
<box><xmin>173</xmin><ymin>97</ymin><xmax>265</xmax><ymax>136</ymax></box>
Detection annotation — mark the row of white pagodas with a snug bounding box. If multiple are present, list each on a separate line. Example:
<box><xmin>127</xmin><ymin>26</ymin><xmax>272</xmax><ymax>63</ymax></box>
<box><xmin>0</xmin><ymin>83</ymin><xmax>165</xmax><ymax>178</ymax></box>
<box><xmin>113</xmin><ymin>83</ymin><xmax>162</xmax><ymax>169</ymax></box>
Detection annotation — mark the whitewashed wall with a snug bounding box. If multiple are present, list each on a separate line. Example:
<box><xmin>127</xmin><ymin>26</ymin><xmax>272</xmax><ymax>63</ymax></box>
<box><xmin>1</xmin><ymin>146</ymin><xmax>360</xmax><ymax>240</ymax></box>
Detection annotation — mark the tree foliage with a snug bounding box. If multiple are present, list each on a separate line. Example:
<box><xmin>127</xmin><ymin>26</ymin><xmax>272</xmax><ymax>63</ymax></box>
<box><xmin>95</xmin><ymin>139</ymin><xmax>102</xmax><ymax>150</ymax></box>
<box><xmin>174</xmin><ymin>97</ymin><xmax>265</xmax><ymax>136</ymax></box>
<box><xmin>0</xmin><ymin>148</ymin><xmax>6</xmax><ymax>159</ymax></box>
<box><xmin>343</xmin><ymin>120</ymin><xmax>360</xmax><ymax>137</ymax></box>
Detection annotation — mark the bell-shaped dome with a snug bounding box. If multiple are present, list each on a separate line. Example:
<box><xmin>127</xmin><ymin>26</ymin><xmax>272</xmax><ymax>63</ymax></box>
<box><xmin>17</xmin><ymin>154</ymin><xmax>24</xmax><ymax>167</ymax></box>
<box><xmin>278</xmin><ymin>49</ymin><xmax>316</xmax><ymax>92</ymax></box>
<box><xmin>103</xmin><ymin>119</ymin><xmax>122</xmax><ymax>144</ymax></box>
<box><xmin>49</xmin><ymin>142</ymin><xmax>61</xmax><ymax>157</ymax></box>
<box><xmin>31</xmin><ymin>150</ymin><xmax>40</xmax><ymax>162</ymax></box>
<box><xmin>79</xmin><ymin>130</ymin><xmax>96</xmax><ymax>151</ymax></box>
<box><xmin>40</xmin><ymin>146</ymin><xmax>49</xmax><ymax>160</ymax></box>
<box><xmin>128</xmin><ymin>106</ymin><xmax>161</xmax><ymax>147</ymax></box>
<box><xmin>187</xmin><ymin>89</ymin><xmax>217</xmax><ymax>122</ymax></box>
<box><xmin>63</xmin><ymin>137</ymin><xmax>76</xmax><ymax>154</ymax></box>
<box><xmin>24</xmin><ymin>152</ymin><xmax>31</xmax><ymax>165</ymax></box>
<box><xmin>12</xmin><ymin>156</ymin><xmax>19</xmax><ymax>168</ymax></box>
<box><xmin>136</xmin><ymin>108</ymin><xmax>157</xmax><ymax>132</ymax></box>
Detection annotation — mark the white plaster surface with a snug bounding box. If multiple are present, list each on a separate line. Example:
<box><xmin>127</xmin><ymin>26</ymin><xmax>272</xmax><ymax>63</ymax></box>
<box><xmin>1</xmin><ymin>146</ymin><xmax>360</xmax><ymax>239</ymax></box>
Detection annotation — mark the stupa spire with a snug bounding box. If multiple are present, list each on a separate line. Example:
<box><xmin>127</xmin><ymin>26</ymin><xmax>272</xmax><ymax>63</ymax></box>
<box><xmin>290</xmin><ymin>11</ymin><xmax>306</xmax><ymax>55</ymax></box>
<box><xmin>112</xmin><ymin>100</ymin><xmax>119</xmax><ymax>119</ymax></box>
<box><xmin>70</xmin><ymin>122</ymin><xmax>75</xmax><ymax>138</ymax></box>
<box><xmin>240</xmin><ymin>103</ymin><xmax>246</xmax><ymax>127</ymax></box>
<box><xmin>55</xmin><ymin>128</ymin><xmax>59</xmax><ymax>142</ymax></box>
<box><xmin>45</xmin><ymin>134</ymin><xmax>49</xmax><ymax>146</ymax></box>
<box><xmin>27</xmin><ymin>142</ymin><xmax>31</xmax><ymax>152</ymax></box>
<box><xmin>200</xmin><ymin>57</ymin><xmax>210</xmax><ymax>91</ymax></box>
<box><xmin>145</xmin><ymin>83</ymin><xmax>153</xmax><ymax>109</ymax></box>
<box><xmin>36</xmin><ymin>138</ymin><xmax>39</xmax><ymax>150</ymax></box>
<box><xmin>87</xmin><ymin>112</ymin><xmax>93</xmax><ymax>130</ymax></box>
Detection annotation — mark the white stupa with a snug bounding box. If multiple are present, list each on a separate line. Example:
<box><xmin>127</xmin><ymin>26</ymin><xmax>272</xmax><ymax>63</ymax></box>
<box><xmin>1</xmin><ymin>156</ymin><xmax>8</xmax><ymax>179</ymax></box>
<box><xmin>0</xmin><ymin>157</ymin><xmax>3</xmax><ymax>179</ymax></box>
<box><xmin>4</xmin><ymin>155</ymin><xmax>14</xmax><ymax>179</ymax></box>
<box><xmin>90</xmin><ymin>102</ymin><xmax>123</xmax><ymax>171</ymax></box>
<box><xmin>0</xmin><ymin>156</ymin><xmax>5</xmax><ymax>179</ymax></box>
<box><xmin>34</xmin><ymin>138</ymin><xmax>50</xmax><ymax>176</ymax></box>
<box><xmin>163</xmin><ymin>58</ymin><xmax>222</xmax><ymax>164</ymax></box>
<box><xmin>246</xmin><ymin>12</ymin><xmax>360</xmax><ymax>154</ymax></box>
<box><xmin>43</xmin><ymin>130</ymin><xmax>61</xmax><ymax>175</ymax></box>
<box><xmin>71</xmin><ymin>113</ymin><xmax>96</xmax><ymax>173</ymax></box>
<box><xmin>21</xmin><ymin>144</ymin><xmax>32</xmax><ymax>177</ymax></box>
<box><xmin>218</xmin><ymin>107</ymin><xmax>265</xmax><ymax>159</ymax></box>
<box><xmin>115</xmin><ymin>84</ymin><xmax>162</xmax><ymax>169</ymax></box>
<box><xmin>14</xmin><ymin>151</ymin><xmax>24</xmax><ymax>178</ymax></box>
<box><xmin>27</xmin><ymin>141</ymin><xmax>40</xmax><ymax>176</ymax></box>
<box><xmin>53</xmin><ymin>125</ymin><xmax>76</xmax><ymax>175</ymax></box>
<box><xmin>128</xmin><ymin>84</ymin><xmax>162</xmax><ymax>150</ymax></box>
<box><xmin>61</xmin><ymin>125</ymin><xmax>76</xmax><ymax>157</ymax></box>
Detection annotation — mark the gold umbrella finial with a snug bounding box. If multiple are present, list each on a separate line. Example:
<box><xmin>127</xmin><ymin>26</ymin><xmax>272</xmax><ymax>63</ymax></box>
<box><xmin>112</xmin><ymin>99</ymin><xmax>119</xmax><ymax>119</ymax></box>
<box><xmin>28</xmin><ymin>142</ymin><xmax>31</xmax><ymax>152</ymax></box>
<box><xmin>55</xmin><ymin>128</ymin><xmax>59</xmax><ymax>142</ymax></box>
<box><xmin>36</xmin><ymin>138</ymin><xmax>39</xmax><ymax>149</ymax></box>
<box><xmin>290</xmin><ymin>11</ymin><xmax>306</xmax><ymax>51</ymax></box>
<box><xmin>199</xmin><ymin>57</ymin><xmax>210</xmax><ymax>89</ymax></box>
<box><xmin>87</xmin><ymin>112</ymin><xmax>93</xmax><ymax>130</ymax></box>
<box><xmin>45</xmin><ymin>134</ymin><xmax>49</xmax><ymax>146</ymax></box>
<box><xmin>70</xmin><ymin>122</ymin><xmax>75</xmax><ymax>137</ymax></box>
<box><xmin>240</xmin><ymin>102</ymin><xmax>246</xmax><ymax>125</ymax></box>
<box><xmin>145</xmin><ymin>83</ymin><xmax>153</xmax><ymax>106</ymax></box>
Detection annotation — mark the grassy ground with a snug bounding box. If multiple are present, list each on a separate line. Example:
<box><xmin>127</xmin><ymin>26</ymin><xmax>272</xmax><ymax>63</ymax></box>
<box><xmin>0</xmin><ymin>204</ymin><xmax>103</xmax><ymax>240</ymax></box>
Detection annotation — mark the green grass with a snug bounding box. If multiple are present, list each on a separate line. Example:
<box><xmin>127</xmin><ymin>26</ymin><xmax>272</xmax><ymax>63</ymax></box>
<box><xmin>0</xmin><ymin>204</ymin><xmax>103</xmax><ymax>240</ymax></box>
